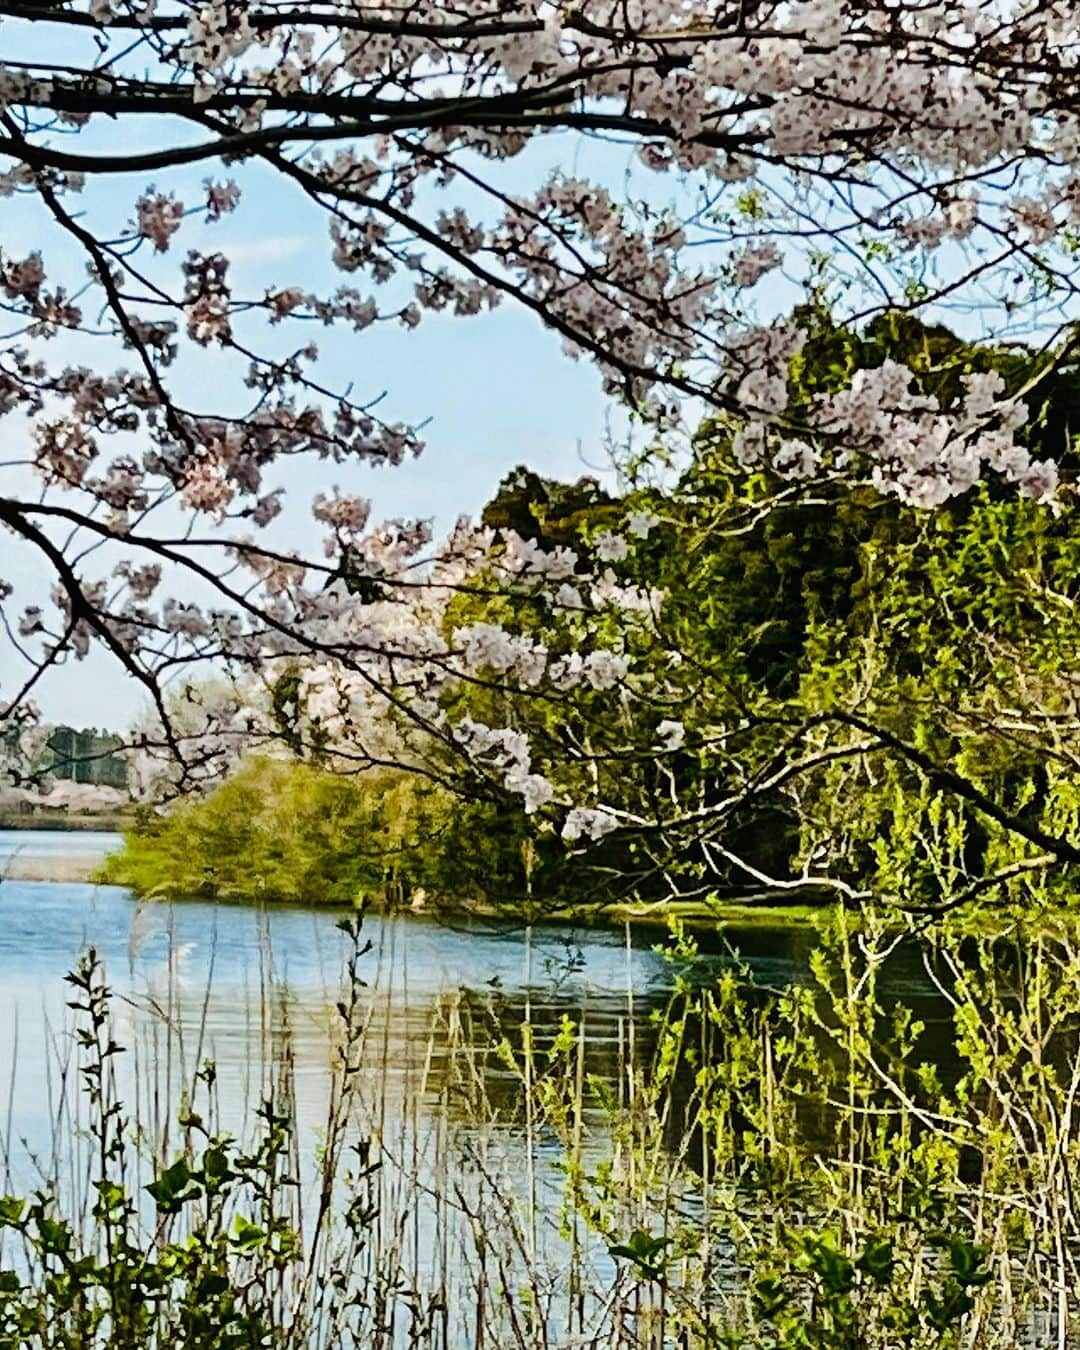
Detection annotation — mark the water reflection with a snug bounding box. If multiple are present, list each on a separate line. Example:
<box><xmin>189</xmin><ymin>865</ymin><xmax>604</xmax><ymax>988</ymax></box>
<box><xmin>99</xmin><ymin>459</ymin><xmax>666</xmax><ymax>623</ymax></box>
<box><xmin>0</xmin><ymin>875</ymin><xmax>981</xmax><ymax>1172</ymax></box>
<box><xmin>6</xmin><ymin>866</ymin><xmax>1080</xmax><ymax>1343</ymax></box>
<box><xmin>0</xmin><ymin>879</ymin><xmax>673</xmax><ymax>1172</ymax></box>
<box><xmin>10</xmin><ymin>875</ymin><xmax>1071</xmax><ymax>1180</ymax></box>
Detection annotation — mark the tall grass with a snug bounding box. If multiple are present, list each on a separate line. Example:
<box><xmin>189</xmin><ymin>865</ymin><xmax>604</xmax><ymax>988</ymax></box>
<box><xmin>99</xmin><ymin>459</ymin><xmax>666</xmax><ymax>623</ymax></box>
<box><xmin>3</xmin><ymin>908</ymin><xmax>1080</xmax><ymax>1347</ymax></box>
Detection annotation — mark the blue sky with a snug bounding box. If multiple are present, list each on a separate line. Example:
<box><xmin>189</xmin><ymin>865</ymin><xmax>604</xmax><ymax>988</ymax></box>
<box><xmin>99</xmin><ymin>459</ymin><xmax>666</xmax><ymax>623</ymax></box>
<box><xmin>0</xmin><ymin>159</ymin><xmax>628</xmax><ymax>729</ymax></box>
<box><xmin>2</xmin><ymin>293</ymin><xmax>618</xmax><ymax>727</ymax></box>
<box><xmin>0</xmin><ymin>36</ymin><xmax>665</xmax><ymax>730</ymax></box>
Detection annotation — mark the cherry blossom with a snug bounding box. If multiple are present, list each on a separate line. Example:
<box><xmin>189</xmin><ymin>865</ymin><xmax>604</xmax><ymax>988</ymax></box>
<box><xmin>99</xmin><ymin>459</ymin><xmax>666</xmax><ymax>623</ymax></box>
<box><xmin>657</xmin><ymin>720</ymin><xmax>686</xmax><ymax>752</ymax></box>
<box><xmin>135</xmin><ymin>191</ymin><xmax>184</xmax><ymax>253</ymax></box>
<box><xmin>625</xmin><ymin>511</ymin><xmax>660</xmax><ymax>540</ymax></box>
<box><xmin>3</xmin><ymin>0</ymin><xmax>1080</xmax><ymax>810</ymax></box>
<box><xmin>734</xmin><ymin>356</ymin><xmax>1060</xmax><ymax>507</ymax></box>
<box><xmin>594</xmin><ymin>532</ymin><xmax>630</xmax><ymax>564</ymax></box>
<box><xmin>732</xmin><ymin>243</ymin><xmax>784</xmax><ymax>289</ymax></box>
<box><xmin>562</xmin><ymin>807</ymin><xmax>620</xmax><ymax>844</ymax></box>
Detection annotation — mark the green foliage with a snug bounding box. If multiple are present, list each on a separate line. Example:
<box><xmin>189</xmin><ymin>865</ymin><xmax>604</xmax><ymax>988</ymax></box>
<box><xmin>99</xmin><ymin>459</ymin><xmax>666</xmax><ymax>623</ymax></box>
<box><xmin>101</xmin><ymin>759</ymin><xmax>458</xmax><ymax>906</ymax></box>
<box><xmin>523</xmin><ymin>911</ymin><xmax>1080</xmax><ymax>1346</ymax></box>
<box><xmin>462</xmin><ymin>310</ymin><xmax>1080</xmax><ymax>916</ymax></box>
<box><xmin>480</xmin><ymin>465</ymin><xmax>618</xmax><ymax>551</ymax></box>
<box><xmin>101</xmin><ymin>758</ymin><xmax>585</xmax><ymax>912</ymax></box>
<box><xmin>107</xmin><ymin>310</ymin><xmax>1080</xmax><ymax>922</ymax></box>
<box><xmin>106</xmin><ymin>761</ymin><xmax>370</xmax><ymax>904</ymax></box>
<box><xmin>606</xmin><ymin>1228</ymin><xmax>673</xmax><ymax>1282</ymax></box>
<box><xmin>0</xmin><ymin>928</ymin><xmax>400</xmax><ymax>1349</ymax></box>
<box><xmin>744</xmin><ymin>1229</ymin><xmax>993</xmax><ymax>1348</ymax></box>
<box><xmin>5</xmin><ymin>917</ymin><xmax>1080</xmax><ymax>1344</ymax></box>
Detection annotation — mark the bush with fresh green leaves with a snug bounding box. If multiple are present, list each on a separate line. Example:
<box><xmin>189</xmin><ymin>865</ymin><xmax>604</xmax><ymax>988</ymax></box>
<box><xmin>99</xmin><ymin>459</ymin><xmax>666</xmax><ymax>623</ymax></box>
<box><xmin>102</xmin><ymin>756</ymin><xmax>597</xmax><ymax>913</ymax></box>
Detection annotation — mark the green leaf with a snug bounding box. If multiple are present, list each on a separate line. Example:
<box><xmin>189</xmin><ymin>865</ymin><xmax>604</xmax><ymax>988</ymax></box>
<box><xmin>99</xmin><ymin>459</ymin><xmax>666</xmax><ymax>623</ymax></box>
<box><xmin>752</xmin><ymin>1274</ymin><xmax>789</xmax><ymax>1319</ymax></box>
<box><xmin>35</xmin><ymin>1216</ymin><xmax>72</xmax><ymax>1255</ymax></box>
<box><xmin>231</xmin><ymin>1216</ymin><xmax>266</xmax><ymax>1251</ymax></box>
<box><xmin>607</xmin><ymin>1229</ymin><xmax>673</xmax><ymax>1281</ymax></box>
<box><xmin>948</xmin><ymin>1239</ymin><xmax>991</xmax><ymax>1288</ymax></box>
<box><xmin>201</xmin><ymin>1145</ymin><xmax>232</xmax><ymax>1190</ymax></box>
<box><xmin>855</xmin><ymin>1237</ymin><xmax>895</xmax><ymax>1287</ymax></box>
<box><xmin>0</xmin><ymin>1198</ymin><xmax>24</xmax><ymax>1229</ymax></box>
<box><xmin>146</xmin><ymin>1158</ymin><xmax>200</xmax><ymax>1211</ymax></box>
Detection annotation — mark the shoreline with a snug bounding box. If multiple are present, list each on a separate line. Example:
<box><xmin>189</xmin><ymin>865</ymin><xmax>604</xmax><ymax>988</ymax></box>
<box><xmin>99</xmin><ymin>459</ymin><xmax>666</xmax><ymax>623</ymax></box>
<box><xmin>4</xmin><ymin>851</ymin><xmax>826</xmax><ymax>927</ymax></box>
<box><xmin>0</xmin><ymin>813</ymin><xmax>134</xmax><ymax>833</ymax></box>
<box><xmin>1</xmin><ymin>854</ymin><xmax>108</xmax><ymax>883</ymax></box>
<box><xmin>3</xmin><ymin>826</ymin><xmax>826</xmax><ymax>927</ymax></box>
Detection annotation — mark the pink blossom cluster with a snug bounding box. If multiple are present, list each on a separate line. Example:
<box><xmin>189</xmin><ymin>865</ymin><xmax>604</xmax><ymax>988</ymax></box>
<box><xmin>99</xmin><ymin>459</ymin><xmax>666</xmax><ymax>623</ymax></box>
<box><xmin>135</xmin><ymin>191</ymin><xmax>184</xmax><ymax>253</ymax></box>
<box><xmin>731</xmin><ymin>243</ymin><xmax>784</xmax><ymax>289</ymax></box>
<box><xmin>451</xmin><ymin>718</ymin><xmax>555</xmax><ymax>814</ymax></box>
<box><xmin>734</xmin><ymin>361</ymin><xmax>1058</xmax><ymax>506</ymax></box>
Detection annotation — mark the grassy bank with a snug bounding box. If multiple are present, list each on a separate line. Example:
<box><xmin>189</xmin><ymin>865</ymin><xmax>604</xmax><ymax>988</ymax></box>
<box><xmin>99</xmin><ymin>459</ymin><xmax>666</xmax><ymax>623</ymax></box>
<box><xmin>96</xmin><ymin>848</ymin><xmax>828</xmax><ymax>933</ymax></box>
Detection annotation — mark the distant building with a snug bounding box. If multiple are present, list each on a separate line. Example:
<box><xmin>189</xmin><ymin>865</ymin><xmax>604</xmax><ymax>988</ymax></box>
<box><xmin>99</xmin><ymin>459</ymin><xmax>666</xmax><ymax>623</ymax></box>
<box><xmin>46</xmin><ymin>726</ymin><xmax>129</xmax><ymax>790</ymax></box>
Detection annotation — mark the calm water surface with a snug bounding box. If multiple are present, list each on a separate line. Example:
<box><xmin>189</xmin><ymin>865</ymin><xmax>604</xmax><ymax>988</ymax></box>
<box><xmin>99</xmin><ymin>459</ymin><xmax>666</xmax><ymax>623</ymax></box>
<box><xmin>0</xmin><ymin>832</ymin><xmax>675</xmax><ymax>1179</ymax></box>
<box><xmin>1</xmin><ymin>832</ymin><xmax>1070</xmax><ymax>1345</ymax></box>
<box><xmin>0</xmin><ymin>830</ymin><xmax>948</xmax><ymax>1182</ymax></box>
<box><xmin>0</xmin><ymin>826</ymin><xmax>121</xmax><ymax>862</ymax></box>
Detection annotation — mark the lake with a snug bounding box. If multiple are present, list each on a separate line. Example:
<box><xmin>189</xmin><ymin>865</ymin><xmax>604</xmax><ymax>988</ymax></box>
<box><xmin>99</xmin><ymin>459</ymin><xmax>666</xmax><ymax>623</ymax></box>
<box><xmin>0</xmin><ymin>830</ymin><xmax>956</xmax><ymax>1174</ymax></box>
<box><xmin>1</xmin><ymin>830</ymin><xmax>1066</xmax><ymax>1346</ymax></box>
